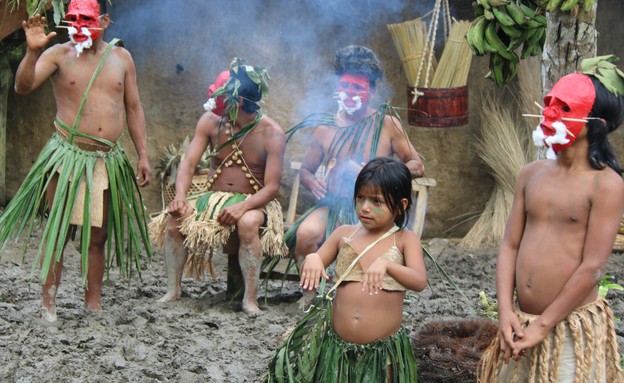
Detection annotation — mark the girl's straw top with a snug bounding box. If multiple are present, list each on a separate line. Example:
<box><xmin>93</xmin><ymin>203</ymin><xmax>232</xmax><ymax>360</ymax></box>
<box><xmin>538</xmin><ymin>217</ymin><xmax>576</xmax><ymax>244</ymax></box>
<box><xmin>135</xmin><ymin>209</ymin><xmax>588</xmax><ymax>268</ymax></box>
<box><xmin>333</xmin><ymin>226</ymin><xmax>406</xmax><ymax>291</ymax></box>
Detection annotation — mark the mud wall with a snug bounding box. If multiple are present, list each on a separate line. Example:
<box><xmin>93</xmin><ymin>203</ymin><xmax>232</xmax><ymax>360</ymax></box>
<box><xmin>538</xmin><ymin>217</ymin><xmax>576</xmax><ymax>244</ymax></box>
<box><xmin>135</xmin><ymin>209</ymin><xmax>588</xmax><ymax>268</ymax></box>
<box><xmin>6</xmin><ymin>0</ymin><xmax>624</xmax><ymax>238</ymax></box>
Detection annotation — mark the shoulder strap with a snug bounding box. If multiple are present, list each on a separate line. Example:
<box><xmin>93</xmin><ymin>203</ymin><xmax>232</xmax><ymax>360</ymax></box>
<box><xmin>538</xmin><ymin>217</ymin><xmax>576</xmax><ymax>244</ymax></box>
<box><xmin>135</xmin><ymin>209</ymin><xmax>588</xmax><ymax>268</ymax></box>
<box><xmin>71</xmin><ymin>38</ymin><xmax>121</xmax><ymax>132</ymax></box>
<box><xmin>326</xmin><ymin>225</ymin><xmax>399</xmax><ymax>297</ymax></box>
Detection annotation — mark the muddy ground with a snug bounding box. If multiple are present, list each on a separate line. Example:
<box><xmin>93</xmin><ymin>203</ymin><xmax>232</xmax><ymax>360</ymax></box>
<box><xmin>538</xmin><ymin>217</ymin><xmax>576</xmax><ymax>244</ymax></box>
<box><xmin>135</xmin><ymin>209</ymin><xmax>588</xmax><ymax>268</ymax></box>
<box><xmin>0</xmin><ymin>234</ymin><xmax>623</xmax><ymax>383</ymax></box>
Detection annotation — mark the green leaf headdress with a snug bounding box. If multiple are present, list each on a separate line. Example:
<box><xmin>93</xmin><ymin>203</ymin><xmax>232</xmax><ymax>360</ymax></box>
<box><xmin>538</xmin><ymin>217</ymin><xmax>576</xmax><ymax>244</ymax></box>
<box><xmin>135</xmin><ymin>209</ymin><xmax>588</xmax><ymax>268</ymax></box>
<box><xmin>581</xmin><ymin>54</ymin><xmax>624</xmax><ymax>97</ymax></box>
<box><xmin>209</xmin><ymin>58</ymin><xmax>270</xmax><ymax>124</ymax></box>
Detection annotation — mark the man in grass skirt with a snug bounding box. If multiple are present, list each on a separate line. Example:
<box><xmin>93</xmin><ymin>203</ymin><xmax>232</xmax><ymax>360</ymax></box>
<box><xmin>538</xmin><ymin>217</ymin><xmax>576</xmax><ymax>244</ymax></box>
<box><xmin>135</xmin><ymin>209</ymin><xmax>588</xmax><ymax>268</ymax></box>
<box><xmin>149</xmin><ymin>59</ymin><xmax>286</xmax><ymax>316</ymax></box>
<box><xmin>262</xmin><ymin>45</ymin><xmax>425</xmax><ymax>308</ymax></box>
<box><xmin>2</xmin><ymin>0</ymin><xmax>152</xmax><ymax>322</ymax></box>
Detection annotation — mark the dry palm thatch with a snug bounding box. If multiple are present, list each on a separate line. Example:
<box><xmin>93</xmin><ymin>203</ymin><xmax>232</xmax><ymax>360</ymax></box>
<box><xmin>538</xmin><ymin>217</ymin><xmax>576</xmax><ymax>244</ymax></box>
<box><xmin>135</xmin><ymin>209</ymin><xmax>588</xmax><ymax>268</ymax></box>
<box><xmin>387</xmin><ymin>17</ymin><xmax>437</xmax><ymax>87</ymax></box>
<box><xmin>431</xmin><ymin>20</ymin><xmax>473</xmax><ymax>88</ymax></box>
<box><xmin>459</xmin><ymin>58</ymin><xmax>541</xmax><ymax>249</ymax></box>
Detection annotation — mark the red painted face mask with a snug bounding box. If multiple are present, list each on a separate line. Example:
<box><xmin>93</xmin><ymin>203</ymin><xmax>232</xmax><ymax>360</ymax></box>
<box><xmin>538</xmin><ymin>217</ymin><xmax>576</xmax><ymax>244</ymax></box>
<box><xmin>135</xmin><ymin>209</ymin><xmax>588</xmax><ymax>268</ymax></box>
<box><xmin>205</xmin><ymin>70</ymin><xmax>230</xmax><ymax>117</ymax></box>
<box><xmin>540</xmin><ymin>73</ymin><xmax>595</xmax><ymax>153</ymax></box>
<box><xmin>336</xmin><ymin>73</ymin><xmax>371</xmax><ymax>114</ymax></box>
<box><xmin>65</xmin><ymin>0</ymin><xmax>102</xmax><ymax>42</ymax></box>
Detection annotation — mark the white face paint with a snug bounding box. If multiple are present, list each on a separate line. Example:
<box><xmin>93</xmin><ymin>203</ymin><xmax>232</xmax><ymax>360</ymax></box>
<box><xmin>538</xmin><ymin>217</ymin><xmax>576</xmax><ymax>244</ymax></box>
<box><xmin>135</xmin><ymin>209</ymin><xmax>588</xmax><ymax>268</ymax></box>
<box><xmin>336</xmin><ymin>91</ymin><xmax>362</xmax><ymax>115</ymax></box>
<box><xmin>68</xmin><ymin>27</ymin><xmax>93</xmax><ymax>57</ymax></box>
<box><xmin>532</xmin><ymin>121</ymin><xmax>570</xmax><ymax>160</ymax></box>
<box><xmin>203</xmin><ymin>98</ymin><xmax>216</xmax><ymax>112</ymax></box>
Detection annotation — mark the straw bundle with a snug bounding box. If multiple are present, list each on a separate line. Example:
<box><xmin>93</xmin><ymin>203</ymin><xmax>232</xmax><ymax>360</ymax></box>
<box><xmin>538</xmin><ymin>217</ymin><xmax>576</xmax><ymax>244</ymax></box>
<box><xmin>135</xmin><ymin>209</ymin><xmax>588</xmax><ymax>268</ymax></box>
<box><xmin>387</xmin><ymin>18</ymin><xmax>437</xmax><ymax>87</ymax></box>
<box><xmin>459</xmin><ymin>58</ymin><xmax>541</xmax><ymax>249</ymax></box>
<box><xmin>430</xmin><ymin>20</ymin><xmax>473</xmax><ymax>88</ymax></box>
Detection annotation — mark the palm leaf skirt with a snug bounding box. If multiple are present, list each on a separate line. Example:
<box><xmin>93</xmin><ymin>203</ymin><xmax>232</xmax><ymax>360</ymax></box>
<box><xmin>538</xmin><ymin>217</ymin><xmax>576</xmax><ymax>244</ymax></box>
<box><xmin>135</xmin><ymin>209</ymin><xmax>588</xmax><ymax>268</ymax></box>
<box><xmin>265</xmin><ymin>295</ymin><xmax>419</xmax><ymax>383</ymax></box>
<box><xmin>0</xmin><ymin>134</ymin><xmax>152</xmax><ymax>285</ymax></box>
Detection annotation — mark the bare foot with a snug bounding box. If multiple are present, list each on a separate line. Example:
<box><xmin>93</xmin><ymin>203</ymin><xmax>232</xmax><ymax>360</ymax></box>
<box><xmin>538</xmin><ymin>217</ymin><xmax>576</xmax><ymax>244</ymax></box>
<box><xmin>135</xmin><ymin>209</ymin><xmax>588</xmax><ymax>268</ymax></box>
<box><xmin>242</xmin><ymin>302</ymin><xmax>262</xmax><ymax>317</ymax></box>
<box><xmin>41</xmin><ymin>306</ymin><xmax>57</xmax><ymax>323</ymax></box>
<box><xmin>297</xmin><ymin>290</ymin><xmax>316</xmax><ymax>311</ymax></box>
<box><xmin>85</xmin><ymin>302</ymin><xmax>103</xmax><ymax>312</ymax></box>
<box><xmin>158</xmin><ymin>290</ymin><xmax>181</xmax><ymax>303</ymax></box>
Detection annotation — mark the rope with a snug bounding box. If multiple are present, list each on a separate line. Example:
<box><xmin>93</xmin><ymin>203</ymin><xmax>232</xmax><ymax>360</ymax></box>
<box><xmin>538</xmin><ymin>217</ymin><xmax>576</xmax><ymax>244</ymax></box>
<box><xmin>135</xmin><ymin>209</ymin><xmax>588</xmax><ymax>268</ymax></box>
<box><xmin>412</xmin><ymin>0</ymin><xmax>450</xmax><ymax>105</ymax></box>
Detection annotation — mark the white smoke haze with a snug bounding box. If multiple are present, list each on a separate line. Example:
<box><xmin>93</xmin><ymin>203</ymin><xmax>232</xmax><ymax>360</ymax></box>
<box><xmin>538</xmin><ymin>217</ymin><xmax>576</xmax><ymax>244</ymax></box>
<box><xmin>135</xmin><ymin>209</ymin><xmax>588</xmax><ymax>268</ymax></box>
<box><xmin>106</xmin><ymin>0</ymin><xmax>445</xmax><ymax>119</ymax></box>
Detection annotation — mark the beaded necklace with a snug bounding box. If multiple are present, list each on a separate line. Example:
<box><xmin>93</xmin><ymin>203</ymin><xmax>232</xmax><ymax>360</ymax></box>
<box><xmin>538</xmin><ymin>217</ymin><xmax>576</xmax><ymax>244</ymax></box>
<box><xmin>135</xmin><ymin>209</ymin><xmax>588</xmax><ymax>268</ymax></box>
<box><xmin>205</xmin><ymin>112</ymin><xmax>263</xmax><ymax>193</ymax></box>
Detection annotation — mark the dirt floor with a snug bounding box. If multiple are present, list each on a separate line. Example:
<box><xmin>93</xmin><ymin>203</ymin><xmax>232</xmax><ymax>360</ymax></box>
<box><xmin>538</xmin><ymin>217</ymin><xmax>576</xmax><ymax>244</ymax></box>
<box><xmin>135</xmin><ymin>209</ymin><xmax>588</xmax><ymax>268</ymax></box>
<box><xmin>0</xmin><ymin>233</ymin><xmax>623</xmax><ymax>383</ymax></box>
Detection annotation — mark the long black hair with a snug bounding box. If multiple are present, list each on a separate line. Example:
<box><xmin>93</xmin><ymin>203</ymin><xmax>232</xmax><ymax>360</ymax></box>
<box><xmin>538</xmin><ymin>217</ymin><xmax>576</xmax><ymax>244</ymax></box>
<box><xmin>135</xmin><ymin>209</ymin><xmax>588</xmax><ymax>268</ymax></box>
<box><xmin>587</xmin><ymin>75</ymin><xmax>624</xmax><ymax>175</ymax></box>
<box><xmin>353</xmin><ymin>157</ymin><xmax>412</xmax><ymax>229</ymax></box>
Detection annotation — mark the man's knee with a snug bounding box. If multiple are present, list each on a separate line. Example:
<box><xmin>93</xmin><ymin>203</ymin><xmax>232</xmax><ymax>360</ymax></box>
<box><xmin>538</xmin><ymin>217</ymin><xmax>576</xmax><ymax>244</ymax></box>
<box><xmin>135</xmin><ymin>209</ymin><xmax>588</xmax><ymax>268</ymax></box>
<box><xmin>165</xmin><ymin>215</ymin><xmax>184</xmax><ymax>240</ymax></box>
<box><xmin>89</xmin><ymin>226</ymin><xmax>108</xmax><ymax>247</ymax></box>
<box><xmin>297</xmin><ymin>222</ymin><xmax>323</xmax><ymax>245</ymax></box>
<box><xmin>236</xmin><ymin>212</ymin><xmax>263</xmax><ymax>242</ymax></box>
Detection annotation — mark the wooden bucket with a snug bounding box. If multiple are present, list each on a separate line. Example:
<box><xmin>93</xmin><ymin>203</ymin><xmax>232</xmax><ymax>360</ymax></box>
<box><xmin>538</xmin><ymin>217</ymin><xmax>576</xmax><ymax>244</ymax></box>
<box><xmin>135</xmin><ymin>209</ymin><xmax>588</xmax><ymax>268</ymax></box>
<box><xmin>407</xmin><ymin>86</ymin><xmax>469</xmax><ymax>127</ymax></box>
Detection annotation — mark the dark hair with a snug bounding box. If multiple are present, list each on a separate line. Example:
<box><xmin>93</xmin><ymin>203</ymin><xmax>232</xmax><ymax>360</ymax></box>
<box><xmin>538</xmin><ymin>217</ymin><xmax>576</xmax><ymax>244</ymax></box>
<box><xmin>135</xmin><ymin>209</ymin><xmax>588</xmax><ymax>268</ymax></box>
<box><xmin>353</xmin><ymin>157</ymin><xmax>412</xmax><ymax>229</ymax></box>
<box><xmin>334</xmin><ymin>45</ymin><xmax>383</xmax><ymax>89</ymax></box>
<box><xmin>98</xmin><ymin>0</ymin><xmax>107</xmax><ymax>14</ymax></box>
<box><xmin>229</xmin><ymin>66</ymin><xmax>262</xmax><ymax>114</ymax></box>
<box><xmin>586</xmin><ymin>75</ymin><xmax>624</xmax><ymax>175</ymax></box>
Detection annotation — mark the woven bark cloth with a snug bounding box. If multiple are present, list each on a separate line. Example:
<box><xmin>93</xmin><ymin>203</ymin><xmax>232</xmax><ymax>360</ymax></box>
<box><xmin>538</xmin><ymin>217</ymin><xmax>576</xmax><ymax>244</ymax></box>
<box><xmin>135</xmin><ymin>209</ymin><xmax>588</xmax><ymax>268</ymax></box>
<box><xmin>477</xmin><ymin>297</ymin><xmax>623</xmax><ymax>383</ymax></box>
<box><xmin>148</xmin><ymin>191</ymin><xmax>287</xmax><ymax>279</ymax></box>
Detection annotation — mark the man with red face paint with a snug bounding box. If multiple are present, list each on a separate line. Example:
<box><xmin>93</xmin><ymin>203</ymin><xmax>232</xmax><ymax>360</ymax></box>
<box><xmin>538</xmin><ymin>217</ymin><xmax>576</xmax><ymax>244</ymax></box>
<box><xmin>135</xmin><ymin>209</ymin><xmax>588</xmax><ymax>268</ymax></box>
<box><xmin>148</xmin><ymin>59</ymin><xmax>286</xmax><ymax>316</ymax></box>
<box><xmin>4</xmin><ymin>0</ymin><xmax>152</xmax><ymax>322</ymax></box>
<box><xmin>265</xmin><ymin>45</ymin><xmax>425</xmax><ymax>309</ymax></box>
<box><xmin>478</xmin><ymin>69</ymin><xmax>624</xmax><ymax>381</ymax></box>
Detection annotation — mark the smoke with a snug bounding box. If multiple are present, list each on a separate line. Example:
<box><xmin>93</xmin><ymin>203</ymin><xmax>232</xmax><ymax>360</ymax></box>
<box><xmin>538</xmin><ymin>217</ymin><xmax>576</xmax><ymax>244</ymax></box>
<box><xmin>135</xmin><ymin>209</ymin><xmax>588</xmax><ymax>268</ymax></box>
<box><xmin>105</xmin><ymin>0</ymin><xmax>442</xmax><ymax>120</ymax></box>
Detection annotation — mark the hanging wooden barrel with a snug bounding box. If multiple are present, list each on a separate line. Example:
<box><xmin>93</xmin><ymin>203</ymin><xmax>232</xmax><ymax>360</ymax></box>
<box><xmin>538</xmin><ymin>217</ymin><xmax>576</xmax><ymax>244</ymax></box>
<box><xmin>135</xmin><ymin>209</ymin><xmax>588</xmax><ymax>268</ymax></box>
<box><xmin>407</xmin><ymin>86</ymin><xmax>469</xmax><ymax>127</ymax></box>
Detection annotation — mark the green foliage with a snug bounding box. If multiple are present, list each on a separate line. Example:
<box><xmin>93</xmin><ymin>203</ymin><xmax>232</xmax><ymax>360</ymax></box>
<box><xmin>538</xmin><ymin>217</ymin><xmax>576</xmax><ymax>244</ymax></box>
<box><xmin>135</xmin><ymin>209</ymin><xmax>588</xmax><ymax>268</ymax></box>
<box><xmin>479</xmin><ymin>291</ymin><xmax>499</xmax><ymax>320</ymax></box>
<box><xmin>581</xmin><ymin>55</ymin><xmax>624</xmax><ymax>97</ymax></box>
<box><xmin>598</xmin><ymin>275</ymin><xmax>624</xmax><ymax>298</ymax></box>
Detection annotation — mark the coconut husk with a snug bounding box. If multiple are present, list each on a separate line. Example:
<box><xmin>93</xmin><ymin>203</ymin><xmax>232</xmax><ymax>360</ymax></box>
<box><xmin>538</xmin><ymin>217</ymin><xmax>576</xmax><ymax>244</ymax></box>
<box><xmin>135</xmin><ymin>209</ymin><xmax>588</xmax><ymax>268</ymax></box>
<box><xmin>411</xmin><ymin>318</ymin><xmax>499</xmax><ymax>383</ymax></box>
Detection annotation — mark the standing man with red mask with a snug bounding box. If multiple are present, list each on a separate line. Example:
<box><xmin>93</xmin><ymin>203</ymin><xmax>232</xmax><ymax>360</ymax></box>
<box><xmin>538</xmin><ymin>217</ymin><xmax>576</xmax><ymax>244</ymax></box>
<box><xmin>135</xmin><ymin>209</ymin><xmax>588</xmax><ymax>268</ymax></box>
<box><xmin>149</xmin><ymin>59</ymin><xmax>286</xmax><ymax>316</ymax></box>
<box><xmin>1</xmin><ymin>0</ymin><xmax>152</xmax><ymax>322</ymax></box>
<box><xmin>269</xmin><ymin>45</ymin><xmax>425</xmax><ymax>308</ymax></box>
<box><xmin>478</xmin><ymin>59</ymin><xmax>624</xmax><ymax>382</ymax></box>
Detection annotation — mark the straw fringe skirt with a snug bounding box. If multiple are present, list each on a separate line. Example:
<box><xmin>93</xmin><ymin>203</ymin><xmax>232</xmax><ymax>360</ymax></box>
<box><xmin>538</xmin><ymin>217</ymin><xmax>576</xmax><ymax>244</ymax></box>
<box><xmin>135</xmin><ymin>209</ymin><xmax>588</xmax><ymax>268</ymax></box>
<box><xmin>477</xmin><ymin>297</ymin><xmax>623</xmax><ymax>382</ymax></box>
<box><xmin>149</xmin><ymin>191</ymin><xmax>287</xmax><ymax>279</ymax></box>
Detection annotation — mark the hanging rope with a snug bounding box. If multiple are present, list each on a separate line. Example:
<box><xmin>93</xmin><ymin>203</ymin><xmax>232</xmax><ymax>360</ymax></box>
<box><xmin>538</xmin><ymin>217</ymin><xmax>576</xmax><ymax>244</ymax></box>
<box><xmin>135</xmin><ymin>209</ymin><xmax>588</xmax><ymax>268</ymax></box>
<box><xmin>412</xmin><ymin>0</ymin><xmax>450</xmax><ymax>105</ymax></box>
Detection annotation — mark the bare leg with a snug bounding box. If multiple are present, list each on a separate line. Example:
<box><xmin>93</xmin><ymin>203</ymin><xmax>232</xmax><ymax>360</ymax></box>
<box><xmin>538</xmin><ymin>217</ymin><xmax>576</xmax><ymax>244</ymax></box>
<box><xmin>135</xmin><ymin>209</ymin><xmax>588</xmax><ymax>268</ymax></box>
<box><xmin>294</xmin><ymin>208</ymin><xmax>328</xmax><ymax>309</ymax></box>
<box><xmin>84</xmin><ymin>226</ymin><xmax>107</xmax><ymax>311</ymax></box>
<box><xmin>158</xmin><ymin>214</ymin><xmax>188</xmax><ymax>302</ymax></box>
<box><xmin>42</xmin><ymin>254</ymin><xmax>63</xmax><ymax>322</ymax></box>
<box><xmin>41</xmin><ymin>174</ymin><xmax>65</xmax><ymax>322</ymax></box>
<box><xmin>236</xmin><ymin>210</ymin><xmax>264</xmax><ymax>316</ymax></box>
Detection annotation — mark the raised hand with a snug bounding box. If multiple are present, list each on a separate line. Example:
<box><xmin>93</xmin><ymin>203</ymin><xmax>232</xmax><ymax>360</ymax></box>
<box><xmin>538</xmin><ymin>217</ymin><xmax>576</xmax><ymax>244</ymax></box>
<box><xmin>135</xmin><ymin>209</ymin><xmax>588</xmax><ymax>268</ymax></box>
<box><xmin>22</xmin><ymin>14</ymin><xmax>57</xmax><ymax>51</ymax></box>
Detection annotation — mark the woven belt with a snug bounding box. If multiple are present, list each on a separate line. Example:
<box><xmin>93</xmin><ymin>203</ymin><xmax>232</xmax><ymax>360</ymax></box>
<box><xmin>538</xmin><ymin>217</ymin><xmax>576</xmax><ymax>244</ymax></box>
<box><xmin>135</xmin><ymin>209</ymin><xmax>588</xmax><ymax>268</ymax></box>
<box><xmin>55</xmin><ymin>123</ymin><xmax>113</xmax><ymax>152</ymax></box>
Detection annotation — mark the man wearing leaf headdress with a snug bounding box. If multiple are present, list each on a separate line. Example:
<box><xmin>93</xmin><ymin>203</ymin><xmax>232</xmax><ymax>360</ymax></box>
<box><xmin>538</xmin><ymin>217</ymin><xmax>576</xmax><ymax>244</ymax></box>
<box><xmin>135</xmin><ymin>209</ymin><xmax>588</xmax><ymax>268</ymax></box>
<box><xmin>478</xmin><ymin>56</ymin><xmax>624</xmax><ymax>382</ymax></box>
<box><xmin>266</xmin><ymin>45</ymin><xmax>425</xmax><ymax>307</ymax></box>
<box><xmin>149</xmin><ymin>59</ymin><xmax>286</xmax><ymax>316</ymax></box>
<box><xmin>3</xmin><ymin>0</ymin><xmax>151</xmax><ymax>322</ymax></box>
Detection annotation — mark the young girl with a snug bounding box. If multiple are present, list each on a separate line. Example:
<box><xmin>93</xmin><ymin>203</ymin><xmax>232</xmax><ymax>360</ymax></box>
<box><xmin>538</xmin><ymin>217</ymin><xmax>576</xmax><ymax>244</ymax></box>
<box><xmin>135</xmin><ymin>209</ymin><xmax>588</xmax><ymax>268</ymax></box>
<box><xmin>267</xmin><ymin>157</ymin><xmax>427</xmax><ymax>382</ymax></box>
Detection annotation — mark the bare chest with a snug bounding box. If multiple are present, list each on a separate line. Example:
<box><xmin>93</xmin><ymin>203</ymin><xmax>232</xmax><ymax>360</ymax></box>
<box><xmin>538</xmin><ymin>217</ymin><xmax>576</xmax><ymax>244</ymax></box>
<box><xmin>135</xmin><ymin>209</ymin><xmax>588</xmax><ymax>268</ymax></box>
<box><xmin>525</xmin><ymin>175</ymin><xmax>592</xmax><ymax>225</ymax></box>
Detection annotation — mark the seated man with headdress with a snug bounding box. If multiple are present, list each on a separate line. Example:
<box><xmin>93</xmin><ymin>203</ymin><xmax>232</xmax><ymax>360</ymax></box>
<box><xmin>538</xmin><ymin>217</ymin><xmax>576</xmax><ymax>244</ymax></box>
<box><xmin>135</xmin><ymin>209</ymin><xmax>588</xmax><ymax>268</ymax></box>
<box><xmin>266</xmin><ymin>45</ymin><xmax>425</xmax><ymax>307</ymax></box>
<box><xmin>149</xmin><ymin>58</ymin><xmax>286</xmax><ymax>316</ymax></box>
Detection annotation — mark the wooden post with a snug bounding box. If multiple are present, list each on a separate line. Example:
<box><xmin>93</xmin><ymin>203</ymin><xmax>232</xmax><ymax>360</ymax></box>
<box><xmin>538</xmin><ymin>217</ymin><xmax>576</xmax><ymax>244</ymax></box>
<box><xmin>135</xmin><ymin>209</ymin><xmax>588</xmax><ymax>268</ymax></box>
<box><xmin>0</xmin><ymin>55</ymin><xmax>11</xmax><ymax>206</ymax></box>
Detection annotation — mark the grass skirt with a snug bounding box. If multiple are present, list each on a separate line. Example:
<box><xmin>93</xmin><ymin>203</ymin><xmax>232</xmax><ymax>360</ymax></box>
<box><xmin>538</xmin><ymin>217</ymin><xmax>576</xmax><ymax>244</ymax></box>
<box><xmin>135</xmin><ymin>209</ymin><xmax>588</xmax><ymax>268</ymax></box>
<box><xmin>265</xmin><ymin>296</ymin><xmax>418</xmax><ymax>382</ymax></box>
<box><xmin>0</xmin><ymin>133</ymin><xmax>151</xmax><ymax>284</ymax></box>
<box><xmin>148</xmin><ymin>191</ymin><xmax>287</xmax><ymax>279</ymax></box>
<box><xmin>477</xmin><ymin>297</ymin><xmax>623</xmax><ymax>382</ymax></box>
